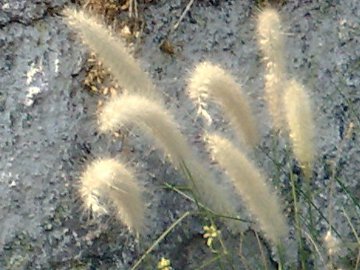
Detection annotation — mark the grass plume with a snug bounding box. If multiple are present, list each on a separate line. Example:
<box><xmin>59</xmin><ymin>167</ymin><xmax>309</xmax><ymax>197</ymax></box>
<box><xmin>80</xmin><ymin>158</ymin><xmax>145</xmax><ymax>234</ymax></box>
<box><xmin>63</xmin><ymin>8</ymin><xmax>159</xmax><ymax>100</ymax></box>
<box><xmin>257</xmin><ymin>8</ymin><xmax>286</xmax><ymax>130</ymax></box>
<box><xmin>98</xmin><ymin>94</ymin><xmax>238</xmax><ymax>218</ymax></box>
<box><xmin>188</xmin><ymin>61</ymin><xmax>259</xmax><ymax>147</ymax></box>
<box><xmin>206</xmin><ymin>133</ymin><xmax>288</xmax><ymax>244</ymax></box>
<box><xmin>284</xmin><ymin>79</ymin><xmax>315</xmax><ymax>179</ymax></box>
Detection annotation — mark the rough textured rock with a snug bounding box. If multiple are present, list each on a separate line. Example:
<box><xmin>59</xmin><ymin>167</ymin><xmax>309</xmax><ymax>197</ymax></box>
<box><xmin>0</xmin><ymin>0</ymin><xmax>66</xmax><ymax>26</ymax></box>
<box><xmin>0</xmin><ymin>0</ymin><xmax>359</xmax><ymax>269</ymax></box>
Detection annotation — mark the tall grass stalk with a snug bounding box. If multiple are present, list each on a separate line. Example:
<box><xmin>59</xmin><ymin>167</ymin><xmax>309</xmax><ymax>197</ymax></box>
<box><xmin>283</xmin><ymin>79</ymin><xmax>315</xmax><ymax>179</ymax></box>
<box><xmin>188</xmin><ymin>61</ymin><xmax>259</xmax><ymax>147</ymax></box>
<box><xmin>289</xmin><ymin>169</ymin><xmax>306</xmax><ymax>269</ymax></box>
<box><xmin>79</xmin><ymin>158</ymin><xmax>145</xmax><ymax>234</ymax></box>
<box><xmin>99</xmin><ymin>94</ymin><xmax>238</xmax><ymax>218</ymax></box>
<box><xmin>206</xmin><ymin>133</ymin><xmax>288</xmax><ymax>245</ymax></box>
<box><xmin>342</xmin><ymin>207</ymin><xmax>360</xmax><ymax>269</ymax></box>
<box><xmin>130</xmin><ymin>211</ymin><xmax>191</xmax><ymax>270</ymax></box>
<box><xmin>64</xmin><ymin>8</ymin><xmax>159</xmax><ymax>100</ymax></box>
<box><xmin>283</xmin><ymin>79</ymin><xmax>316</xmax><ymax>247</ymax></box>
<box><xmin>257</xmin><ymin>8</ymin><xmax>286</xmax><ymax>130</ymax></box>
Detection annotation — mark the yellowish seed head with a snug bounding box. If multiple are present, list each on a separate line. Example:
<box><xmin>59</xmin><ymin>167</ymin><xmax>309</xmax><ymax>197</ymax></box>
<box><xmin>257</xmin><ymin>8</ymin><xmax>287</xmax><ymax>130</ymax></box>
<box><xmin>206</xmin><ymin>133</ymin><xmax>288</xmax><ymax>244</ymax></box>
<box><xmin>284</xmin><ymin>79</ymin><xmax>315</xmax><ymax>178</ymax></box>
<box><xmin>80</xmin><ymin>158</ymin><xmax>145</xmax><ymax>234</ymax></box>
<box><xmin>188</xmin><ymin>61</ymin><xmax>259</xmax><ymax>147</ymax></box>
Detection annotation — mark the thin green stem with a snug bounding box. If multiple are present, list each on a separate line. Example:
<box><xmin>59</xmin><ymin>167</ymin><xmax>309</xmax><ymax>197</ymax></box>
<box><xmin>276</xmin><ymin>243</ymin><xmax>286</xmax><ymax>270</ymax></box>
<box><xmin>217</xmin><ymin>229</ymin><xmax>235</xmax><ymax>270</ymax></box>
<box><xmin>342</xmin><ymin>207</ymin><xmax>360</xmax><ymax>269</ymax></box>
<box><xmin>271</xmin><ymin>130</ymin><xmax>282</xmax><ymax>188</ymax></box>
<box><xmin>130</xmin><ymin>211</ymin><xmax>191</xmax><ymax>270</ymax></box>
<box><xmin>179</xmin><ymin>160</ymin><xmax>202</xmax><ymax>211</ymax></box>
<box><xmin>290</xmin><ymin>170</ymin><xmax>306</xmax><ymax>270</ymax></box>
<box><xmin>297</xmin><ymin>188</ymin><xmax>342</xmax><ymax>240</ymax></box>
<box><xmin>195</xmin><ymin>254</ymin><xmax>222</xmax><ymax>270</ymax></box>
<box><xmin>301</xmin><ymin>229</ymin><xmax>326</xmax><ymax>268</ymax></box>
<box><xmin>305</xmin><ymin>177</ymin><xmax>317</xmax><ymax>243</ymax></box>
<box><xmin>254</xmin><ymin>232</ymin><xmax>269</xmax><ymax>270</ymax></box>
<box><xmin>163</xmin><ymin>182</ymin><xmax>253</xmax><ymax>223</ymax></box>
<box><xmin>336</xmin><ymin>176</ymin><xmax>360</xmax><ymax>211</ymax></box>
<box><xmin>259</xmin><ymin>146</ymin><xmax>343</xmax><ymax>239</ymax></box>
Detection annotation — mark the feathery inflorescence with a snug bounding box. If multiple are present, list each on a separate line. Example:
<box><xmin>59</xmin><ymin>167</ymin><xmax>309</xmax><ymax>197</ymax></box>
<box><xmin>98</xmin><ymin>94</ymin><xmax>238</xmax><ymax>218</ymax></box>
<box><xmin>80</xmin><ymin>158</ymin><xmax>145</xmax><ymax>234</ymax></box>
<box><xmin>65</xmin><ymin>7</ymin><xmax>238</xmax><ymax>227</ymax></box>
<box><xmin>284</xmin><ymin>79</ymin><xmax>315</xmax><ymax>179</ymax></box>
<box><xmin>63</xmin><ymin>8</ymin><xmax>159</xmax><ymax>100</ymax></box>
<box><xmin>206</xmin><ymin>133</ymin><xmax>288</xmax><ymax>244</ymax></box>
<box><xmin>98</xmin><ymin>94</ymin><xmax>188</xmax><ymax>166</ymax></box>
<box><xmin>257</xmin><ymin>8</ymin><xmax>286</xmax><ymax>130</ymax></box>
<box><xmin>188</xmin><ymin>61</ymin><xmax>259</xmax><ymax>147</ymax></box>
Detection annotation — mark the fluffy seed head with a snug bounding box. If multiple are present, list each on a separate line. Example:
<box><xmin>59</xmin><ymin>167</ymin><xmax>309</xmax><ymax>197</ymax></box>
<box><xmin>98</xmin><ymin>94</ymin><xmax>188</xmax><ymax>167</ymax></box>
<box><xmin>323</xmin><ymin>230</ymin><xmax>340</xmax><ymax>256</ymax></box>
<box><xmin>98</xmin><ymin>94</ymin><xmax>238</xmax><ymax>220</ymax></box>
<box><xmin>80</xmin><ymin>158</ymin><xmax>145</xmax><ymax>234</ymax></box>
<box><xmin>284</xmin><ymin>79</ymin><xmax>315</xmax><ymax>178</ymax></box>
<box><xmin>256</xmin><ymin>8</ymin><xmax>284</xmax><ymax>61</ymax></box>
<box><xmin>257</xmin><ymin>8</ymin><xmax>286</xmax><ymax>130</ymax></box>
<box><xmin>188</xmin><ymin>61</ymin><xmax>259</xmax><ymax>147</ymax></box>
<box><xmin>63</xmin><ymin>8</ymin><xmax>159</xmax><ymax>100</ymax></box>
<box><xmin>206</xmin><ymin>133</ymin><xmax>288</xmax><ymax>244</ymax></box>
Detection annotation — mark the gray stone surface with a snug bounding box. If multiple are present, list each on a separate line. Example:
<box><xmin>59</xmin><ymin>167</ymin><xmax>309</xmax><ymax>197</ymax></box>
<box><xmin>0</xmin><ymin>0</ymin><xmax>359</xmax><ymax>269</ymax></box>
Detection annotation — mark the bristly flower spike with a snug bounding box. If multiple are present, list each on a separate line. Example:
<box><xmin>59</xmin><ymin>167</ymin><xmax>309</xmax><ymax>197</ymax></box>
<box><xmin>80</xmin><ymin>158</ymin><xmax>145</xmax><ymax>234</ymax></box>
<box><xmin>283</xmin><ymin>79</ymin><xmax>315</xmax><ymax>179</ymax></box>
<box><xmin>206</xmin><ymin>133</ymin><xmax>288</xmax><ymax>245</ymax></box>
<box><xmin>188</xmin><ymin>61</ymin><xmax>259</xmax><ymax>148</ymax></box>
<box><xmin>257</xmin><ymin>8</ymin><xmax>287</xmax><ymax>131</ymax></box>
<box><xmin>98</xmin><ymin>94</ymin><xmax>239</xmax><ymax>222</ymax></box>
<box><xmin>64</xmin><ymin>8</ymin><xmax>159</xmax><ymax>100</ymax></box>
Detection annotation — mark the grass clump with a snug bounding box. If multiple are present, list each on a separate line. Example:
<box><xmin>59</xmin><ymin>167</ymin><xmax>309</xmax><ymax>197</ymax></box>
<box><xmin>64</xmin><ymin>5</ymin><xmax>359</xmax><ymax>270</ymax></box>
<box><xmin>98</xmin><ymin>93</ymin><xmax>238</xmax><ymax>220</ymax></box>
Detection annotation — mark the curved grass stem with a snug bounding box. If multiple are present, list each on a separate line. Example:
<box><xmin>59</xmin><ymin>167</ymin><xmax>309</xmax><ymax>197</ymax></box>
<box><xmin>290</xmin><ymin>170</ymin><xmax>306</xmax><ymax>270</ymax></box>
<box><xmin>130</xmin><ymin>211</ymin><xmax>191</xmax><ymax>270</ymax></box>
